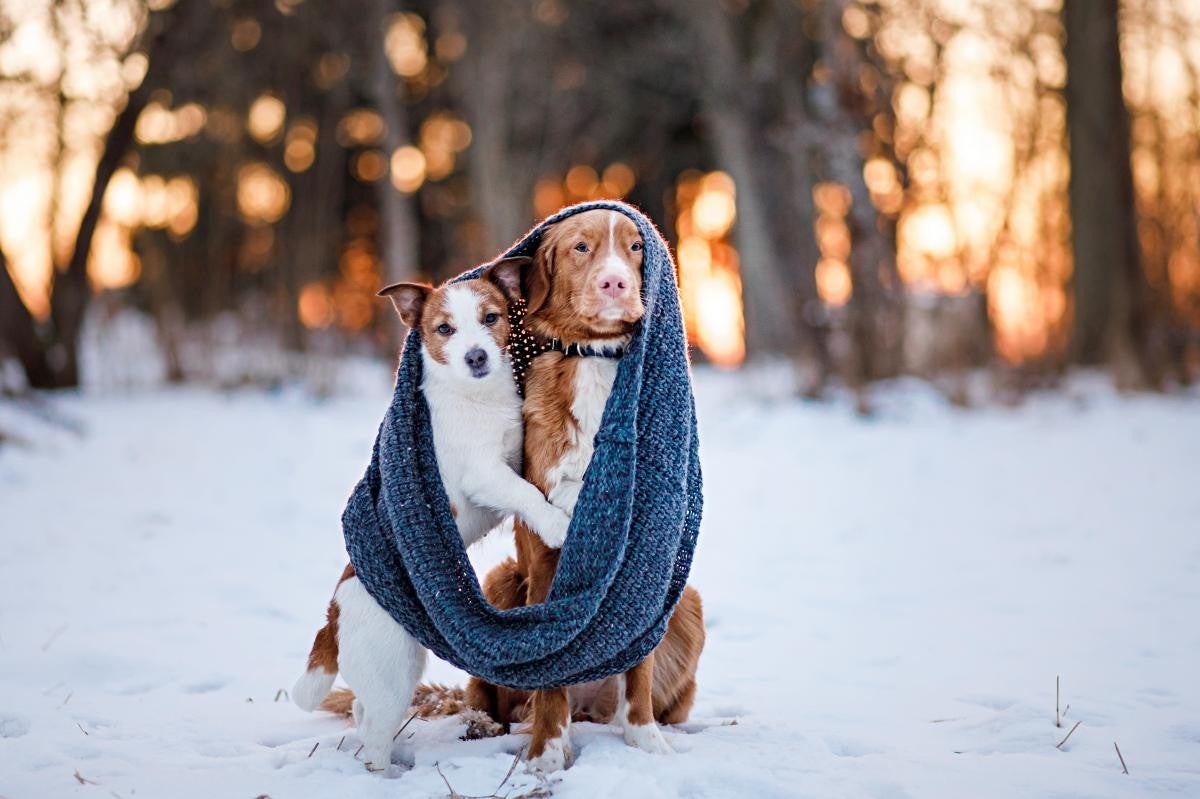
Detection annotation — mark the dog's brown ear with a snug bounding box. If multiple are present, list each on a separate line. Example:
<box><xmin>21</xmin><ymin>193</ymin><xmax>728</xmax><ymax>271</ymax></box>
<box><xmin>525</xmin><ymin>234</ymin><xmax>555</xmax><ymax>316</ymax></box>
<box><xmin>378</xmin><ymin>282</ymin><xmax>431</xmax><ymax>328</ymax></box>
<box><xmin>483</xmin><ymin>256</ymin><xmax>530</xmax><ymax>301</ymax></box>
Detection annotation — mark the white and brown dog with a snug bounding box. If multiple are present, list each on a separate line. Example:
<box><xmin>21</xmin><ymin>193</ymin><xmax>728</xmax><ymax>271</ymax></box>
<box><xmin>466</xmin><ymin>209</ymin><xmax>706</xmax><ymax>772</ymax></box>
<box><xmin>291</xmin><ymin>259</ymin><xmax>571</xmax><ymax>772</ymax></box>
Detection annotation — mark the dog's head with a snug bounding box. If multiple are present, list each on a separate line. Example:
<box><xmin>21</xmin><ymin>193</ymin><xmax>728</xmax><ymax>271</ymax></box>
<box><xmin>379</xmin><ymin>257</ymin><xmax>527</xmax><ymax>382</ymax></box>
<box><xmin>524</xmin><ymin>209</ymin><xmax>645</xmax><ymax>342</ymax></box>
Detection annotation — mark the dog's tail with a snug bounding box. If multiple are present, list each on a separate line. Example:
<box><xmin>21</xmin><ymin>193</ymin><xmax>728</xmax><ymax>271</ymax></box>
<box><xmin>292</xmin><ymin>565</ymin><xmax>355</xmax><ymax>712</ymax></box>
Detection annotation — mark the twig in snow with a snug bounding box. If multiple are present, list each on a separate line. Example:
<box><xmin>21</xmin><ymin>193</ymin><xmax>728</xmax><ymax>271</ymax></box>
<box><xmin>42</xmin><ymin>623</ymin><xmax>68</xmax><ymax>652</ymax></box>
<box><xmin>1056</xmin><ymin>675</ymin><xmax>1061</xmax><ymax>728</ymax></box>
<box><xmin>435</xmin><ymin>762</ymin><xmax>460</xmax><ymax>797</ymax></box>
<box><xmin>336</xmin><ymin>735</ymin><xmax>345</xmax><ymax>751</ymax></box>
<box><xmin>1114</xmin><ymin>742</ymin><xmax>1129</xmax><ymax>774</ymax></box>
<box><xmin>1056</xmin><ymin>720</ymin><xmax>1082</xmax><ymax>749</ymax></box>
<box><xmin>393</xmin><ymin>710</ymin><xmax>422</xmax><ymax>741</ymax></box>
<box><xmin>354</xmin><ymin>744</ymin><xmax>363</xmax><ymax>760</ymax></box>
<box><xmin>60</xmin><ymin>691</ymin><xmax>73</xmax><ymax>708</ymax></box>
<box><xmin>307</xmin><ymin>741</ymin><xmax>319</xmax><ymax>758</ymax></box>
<box><xmin>73</xmin><ymin>770</ymin><xmax>98</xmax><ymax>785</ymax></box>
<box><xmin>1062</xmin><ymin>704</ymin><xmax>1070</xmax><ymax>719</ymax></box>
<box><xmin>76</xmin><ymin>722</ymin><xmax>89</xmax><ymax>736</ymax></box>
<box><xmin>434</xmin><ymin>748</ymin><xmax>529</xmax><ymax>799</ymax></box>
<box><xmin>492</xmin><ymin>747</ymin><xmax>525</xmax><ymax>796</ymax></box>
<box><xmin>274</xmin><ymin>689</ymin><xmax>288</xmax><ymax>703</ymax></box>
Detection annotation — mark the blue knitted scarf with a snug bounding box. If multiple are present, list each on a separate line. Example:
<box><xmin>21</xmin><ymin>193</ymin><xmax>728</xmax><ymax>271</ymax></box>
<box><xmin>342</xmin><ymin>201</ymin><xmax>702</xmax><ymax>691</ymax></box>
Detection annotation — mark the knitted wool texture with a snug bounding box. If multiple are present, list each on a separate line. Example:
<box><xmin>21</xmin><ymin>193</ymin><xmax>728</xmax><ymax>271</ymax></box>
<box><xmin>341</xmin><ymin>201</ymin><xmax>703</xmax><ymax>690</ymax></box>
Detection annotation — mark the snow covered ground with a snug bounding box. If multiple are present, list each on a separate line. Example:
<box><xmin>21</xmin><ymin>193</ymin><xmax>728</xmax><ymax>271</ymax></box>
<box><xmin>2</xmin><ymin>367</ymin><xmax>1199</xmax><ymax>798</ymax></box>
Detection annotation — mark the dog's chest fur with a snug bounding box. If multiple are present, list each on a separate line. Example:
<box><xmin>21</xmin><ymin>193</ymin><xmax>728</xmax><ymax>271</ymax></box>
<box><xmin>422</xmin><ymin>356</ymin><xmax>523</xmax><ymax>545</ymax></box>
<box><xmin>543</xmin><ymin>357</ymin><xmax>619</xmax><ymax>514</ymax></box>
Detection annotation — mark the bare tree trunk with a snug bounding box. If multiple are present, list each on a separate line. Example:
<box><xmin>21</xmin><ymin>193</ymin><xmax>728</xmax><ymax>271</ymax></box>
<box><xmin>49</xmin><ymin>0</ymin><xmax>197</xmax><ymax>387</ymax></box>
<box><xmin>818</xmin><ymin>1</ymin><xmax>904</xmax><ymax>387</ymax></box>
<box><xmin>0</xmin><ymin>248</ymin><xmax>54</xmax><ymax>389</ymax></box>
<box><xmin>453</xmin><ymin>0</ymin><xmax>542</xmax><ymax>254</ymax></box>
<box><xmin>364</xmin><ymin>0</ymin><xmax>420</xmax><ymax>347</ymax></box>
<box><xmin>1063</xmin><ymin>0</ymin><xmax>1158</xmax><ymax>387</ymax></box>
<box><xmin>685</xmin><ymin>1</ymin><xmax>829</xmax><ymax>374</ymax></box>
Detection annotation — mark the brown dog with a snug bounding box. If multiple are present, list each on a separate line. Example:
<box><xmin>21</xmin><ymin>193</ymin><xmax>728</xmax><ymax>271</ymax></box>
<box><xmin>465</xmin><ymin>209</ymin><xmax>705</xmax><ymax>772</ymax></box>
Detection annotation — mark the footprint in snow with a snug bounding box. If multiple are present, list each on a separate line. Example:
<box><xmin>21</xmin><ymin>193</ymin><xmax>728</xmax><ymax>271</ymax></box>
<box><xmin>0</xmin><ymin>712</ymin><xmax>30</xmax><ymax>738</ymax></box>
<box><xmin>182</xmin><ymin>677</ymin><xmax>230</xmax><ymax>694</ymax></box>
<box><xmin>825</xmin><ymin>736</ymin><xmax>884</xmax><ymax>758</ymax></box>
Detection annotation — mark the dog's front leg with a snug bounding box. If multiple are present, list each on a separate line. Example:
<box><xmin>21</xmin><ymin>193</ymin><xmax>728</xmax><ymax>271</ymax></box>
<box><xmin>464</xmin><ymin>467</ymin><xmax>571</xmax><ymax>549</ymax></box>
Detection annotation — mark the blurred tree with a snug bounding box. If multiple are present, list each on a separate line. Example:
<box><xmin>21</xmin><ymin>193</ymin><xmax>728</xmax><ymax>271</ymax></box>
<box><xmin>679</xmin><ymin>0</ymin><xmax>830</xmax><ymax>380</ymax></box>
<box><xmin>1063</xmin><ymin>0</ymin><xmax>1161</xmax><ymax>387</ymax></box>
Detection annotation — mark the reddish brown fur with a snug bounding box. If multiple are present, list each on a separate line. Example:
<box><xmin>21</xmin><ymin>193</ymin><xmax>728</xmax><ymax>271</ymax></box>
<box><xmin>305</xmin><ymin>563</ymin><xmax>356</xmax><ymax>676</ymax></box>
<box><xmin>465</xmin><ymin>210</ymin><xmax>704</xmax><ymax>763</ymax></box>
<box><xmin>376</xmin><ymin>259</ymin><xmax>523</xmax><ymax>363</ymax></box>
<box><xmin>467</xmin><ymin>558</ymin><xmax>704</xmax><ymax>728</ymax></box>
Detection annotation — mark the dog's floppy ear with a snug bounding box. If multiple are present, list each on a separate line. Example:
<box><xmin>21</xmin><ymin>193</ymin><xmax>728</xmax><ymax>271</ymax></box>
<box><xmin>378</xmin><ymin>282</ymin><xmax>431</xmax><ymax>328</ymax></box>
<box><xmin>525</xmin><ymin>231</ymin><xmax>555</xmax><ymax>316</ymax></box>
<box><xmin>483</xmin><ymin>256</ymin><xmax>530</xmax><ymax>302</ymax></box>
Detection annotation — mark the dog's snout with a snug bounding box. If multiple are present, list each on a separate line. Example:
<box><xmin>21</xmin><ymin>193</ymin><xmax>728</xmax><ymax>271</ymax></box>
<box><xmin>465</xmin><ymin>348</ymin><xmax>489</xmax><ymax>373</ymax></box>
<box><xmin>597</xmin><ymin>272</ymin><xmax>628</xmax><ymax>299</ymax></box>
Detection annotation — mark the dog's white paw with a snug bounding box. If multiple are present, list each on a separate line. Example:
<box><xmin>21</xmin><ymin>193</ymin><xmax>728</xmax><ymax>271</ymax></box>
<box><xmin>526</xmin><ymin>735</ymin><xmax>572</xmax><ymax>773</ymax></box>
<box><xmin>623</xmin><ymin>722</ymin><xmax>673</xmax><ymax>755</ymax></box>
<box><xmin>534</xmin><ymin>507</ymin><xmax>570</xmax><ymax>549</ymax></box>
<box><xmin>362</xmin><ymin>745</ymin><xmax>394</xmax><ymax>774</ymax></box>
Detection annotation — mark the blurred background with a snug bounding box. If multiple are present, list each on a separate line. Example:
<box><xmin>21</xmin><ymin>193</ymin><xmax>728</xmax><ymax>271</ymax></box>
<box><xmin>1</xmin><ymin>0</ymin><xmax>1198</xmax><ymax>403</ymax></box>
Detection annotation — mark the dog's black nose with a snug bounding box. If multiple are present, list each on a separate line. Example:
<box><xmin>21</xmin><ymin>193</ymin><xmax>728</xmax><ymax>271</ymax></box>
<box><xmin>465</xmin><ymin>348</ymin><xmax>488</xmax><ymax>372</ymax></box>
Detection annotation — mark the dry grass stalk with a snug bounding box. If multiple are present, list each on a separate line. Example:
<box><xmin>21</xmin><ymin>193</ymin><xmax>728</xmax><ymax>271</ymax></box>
<box><xmin>393</xmin><ymin>710</ymin><xmax>422</xmax><ymax>741</ymax></box>
<box><xmin>1056</xmin><ymin>720</ymin><xmax>1082</xmax><ymax>749</ymax></box>
<box><xmin>1114</xmin><ymin>742</ymin><xmax>1129</xmax><ymax>774</ymax></box>
<box><xmin>434</xmin><ymin>748</ymin><xmax>532</xmax><ymax>799</ymax></box>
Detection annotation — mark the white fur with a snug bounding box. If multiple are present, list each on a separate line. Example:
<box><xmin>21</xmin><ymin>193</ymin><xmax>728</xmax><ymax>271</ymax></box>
<box><xmin>334</xmin><ymin>575</ymin><xmax>427</xmax><ymax>772</ymax></box>
<box><xmin>292</xmin><ymin>666</ymin><xmax>335</xmax><ymax>713</ymax></box>
<box><xmin>526</xmin><ymin>706</ymin><xmax>574</xmax><ymax>774</ymax></box>
<box><xmin>614</xmin><ymin>675</ymin><xmax>673</xmax><ymax>754</ymax></box>
<box><xmin>596</xmin><ymin>212</ymin><xmax>637</xmax><ymax>320</ymax></box>
<box><xmin>544</xmin><ymin>357</ymin><xmax>620</xmax><ymax>515</ymax></box>
<box><xmin>294</xmin><ymin>282</ymin><xmax>571</xmax><ymax>772</ymax></box>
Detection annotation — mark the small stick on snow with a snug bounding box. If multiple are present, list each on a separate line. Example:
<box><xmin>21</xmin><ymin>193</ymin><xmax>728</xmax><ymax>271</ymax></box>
<box><xmin>491</xmin><ymin>747</ymin><xmax>525</xmax><ymax>796</ymax></box>
<box><xmin>354</xmin><ymin>744</ymin><xmax>363</xmax><ymax>760</ymax></box>
<box><xmin>1056</xmin><ymin>675</ymin><xmax>1061</xmax><ymax>728</ymax></box>
<box><xmin>1062</xmin><ymin>704</ymin><xmax>1070</xmax><ymax>719</ymax></box>
<box><xmin>1056</xmin><ymin>720</ymin><xmax>1082</xmax><ymax>749</ymax></box>
<box><xmin>1114</xmin><ymin>742</ymin><xmax>1129</xmax><ymax>774</ymax></box>
<box><xmin>433</xmin><ymin>749</ymin><xmax>527</xmax><ymax>799</ymax></box>
<box><xmin>336</xmin><ymin>735</ymin><xmax>345</xmax><ymax>751</ymax></box>
<box><xmin>307</xmin><ymin>741</ymin><xmax>319</xmax><ymax>758</ymax></box>
<box><xmin>76</xmin><ymin>722</ymin><xmax>89</xmax><ymax>736</ymax></box>
<box><xmin>434</xmin><ymin>762</ymin><xmax>461</xmax><ymax>798</ymax></box>
<box><xmin>274</xmin><ymin>689</ymin><xmax>288</xmax><ymax>703</ymax></box>
<box><xmin>73</xmin><ymin>770</ymin><xmax>98</xmax><ymax>785</ymax></box>
<box><xmin>42</xmin><ymin>623</ymin><xmax>68</xmax><ymax>653</ymax></box>
<box><xmin>393</xmin><ymin>710</ymin><xmax>421</xmax><ymax>741</ymax></box>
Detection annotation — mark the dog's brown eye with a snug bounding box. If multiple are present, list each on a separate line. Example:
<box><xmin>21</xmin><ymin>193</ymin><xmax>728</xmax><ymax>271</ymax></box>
<box><xmin>436</xmin><ymin>323</ymin><xmax>453</xmax><ymax>336</ymax></box>
<box><xmin>631</xmin><ymin>241</ymin><xmax>643</xmax><ymax>252</ymax></box>
<box><xmin>574</xmin><ymin>242</ymin><xmax>588</xmax><ymax>253</ymax></box>
<box><xmin>483</xmin><ymin>312</ymin><xmax>499</xmax><ymax>325</ymax></box>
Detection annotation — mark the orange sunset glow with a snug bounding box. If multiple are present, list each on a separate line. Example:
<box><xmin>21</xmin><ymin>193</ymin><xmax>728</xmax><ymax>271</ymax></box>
<box><xmin>1</xmin><ymin>0</ymin><xmax>1198</xmax><ymax>381</ymax></box>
